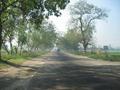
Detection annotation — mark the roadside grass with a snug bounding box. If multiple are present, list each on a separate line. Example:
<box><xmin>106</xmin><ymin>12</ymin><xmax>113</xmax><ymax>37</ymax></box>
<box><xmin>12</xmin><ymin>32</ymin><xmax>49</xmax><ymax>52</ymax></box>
<box><xmin>88</xmin><ymin>52</ymin><xmax>120</xmax><ymax>61</ymax></box>
<box><xmin>70</xmin><ymin>51</ymin><xmax>120</xmax><ymax>61</ymax></box>
<box><xmin>0</xmin><ymin>51</ymin><xmax>47</xmax><ymax>69</ymax></box>
<box><xmin>0</xmin><ymin>63</ymin><xmax>9</xmax><ymax>69</ymax></box>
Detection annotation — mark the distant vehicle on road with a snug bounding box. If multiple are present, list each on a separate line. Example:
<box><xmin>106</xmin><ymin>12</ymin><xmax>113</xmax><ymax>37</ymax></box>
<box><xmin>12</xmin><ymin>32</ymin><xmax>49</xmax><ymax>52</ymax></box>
<box><xmin>57</xmin><ymin>48</ymin><xmax>60</xmax><ymax>52</ymax></box>
<box><xmin>51</xmin><ymin>46</ymin><xmax>60</xmax><ymax>52</ymax></box>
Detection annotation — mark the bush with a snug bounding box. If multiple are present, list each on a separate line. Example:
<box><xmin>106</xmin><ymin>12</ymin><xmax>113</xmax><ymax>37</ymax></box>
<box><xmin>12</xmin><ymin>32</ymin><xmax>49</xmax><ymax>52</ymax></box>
<box><xmin>2</xmin><ymin>51</ymin><xmax>47</xmax><ymax>61</ymax></box>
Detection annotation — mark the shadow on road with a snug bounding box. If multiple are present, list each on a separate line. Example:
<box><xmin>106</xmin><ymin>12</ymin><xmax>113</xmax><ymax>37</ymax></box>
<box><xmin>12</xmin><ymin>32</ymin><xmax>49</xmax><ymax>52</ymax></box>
<box><xmin>28</xmin><ymin>52</ymin><xmax>120</xmax><ymax>90</ymax></box>
<box><xmin>0</xmin><ymin>52</ymin><xmax>120</xmax><ymax>90</ymax></box>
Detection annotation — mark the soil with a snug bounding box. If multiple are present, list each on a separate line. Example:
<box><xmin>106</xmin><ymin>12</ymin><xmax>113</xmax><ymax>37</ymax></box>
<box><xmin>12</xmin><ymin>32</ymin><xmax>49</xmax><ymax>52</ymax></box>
<box><xmin>0</xmin><ymin>52</ymin><xmax>120</xmax><ymax>90</ymax></box>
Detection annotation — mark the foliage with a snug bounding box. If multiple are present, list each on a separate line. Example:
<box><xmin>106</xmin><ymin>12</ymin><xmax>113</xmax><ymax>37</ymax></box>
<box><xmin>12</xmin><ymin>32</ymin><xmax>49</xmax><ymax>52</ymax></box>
<box><xmin>27</xmin><ymin>21</ymin><xmax>57</xmax><ymax>51</ymax></box>
<box><xmin>69</xmin><ymin>0</ymin><xmax>108</xmax><ymax>52</ymax></box>
<box><xmin>0</xmin><ymin>0</ymin><xmax>70</xmax><ymax>59</ymax></box>
<box><xmin>58</xmin><ymin>29</ymin><xmax>81</xmax><ymax>51</ymax></box>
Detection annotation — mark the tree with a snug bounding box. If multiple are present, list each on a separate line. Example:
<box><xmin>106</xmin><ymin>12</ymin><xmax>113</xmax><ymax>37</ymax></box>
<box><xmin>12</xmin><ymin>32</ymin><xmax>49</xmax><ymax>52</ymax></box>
<box><xmin>17</xmin><ymin>25</ymin><xmax>27</xmax><ymax>54</ymax></box>
<box><xmin>58</xmin><ymin>28</ymin><xmax>81</xmax><ymax>51</ymax></box>
<box><xmin>0</xmin><ymin>0</ymin><xmax>70</xmax><ymax>59</ymax></box>
<box><xmin>69</xmin><ymin>0</ymin><xmax>108</xmax><ymax>52</ymax></box>
<box><xmin>2</xmin><ymin>15</ymin><xmax>16</xmax><ymax>54</ymax></box>
<box><xmin>28</xmin><ymin>21</ymin><xmax>57</xmax><ymax>51</ymax></box>
<box><xmin>12</xmin><ymin>18</ymin><xmax>28</xmax><ymax>54</ymax></box>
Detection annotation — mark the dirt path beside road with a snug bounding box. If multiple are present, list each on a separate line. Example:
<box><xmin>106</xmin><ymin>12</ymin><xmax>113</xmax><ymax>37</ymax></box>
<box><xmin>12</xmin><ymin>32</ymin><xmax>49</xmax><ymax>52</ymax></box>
<box><xmin>0</xmin><ymin>52</ymin><xmax>120</xmax><ymax>90</ymax></box>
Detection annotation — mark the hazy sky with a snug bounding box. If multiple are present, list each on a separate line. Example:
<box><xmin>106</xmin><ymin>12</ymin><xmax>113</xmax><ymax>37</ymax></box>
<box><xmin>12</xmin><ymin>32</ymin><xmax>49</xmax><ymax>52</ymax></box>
<box><xmin>49</xmin><ymin>0</ymin><xmax>120</xmax><ymax>48</ymax></box>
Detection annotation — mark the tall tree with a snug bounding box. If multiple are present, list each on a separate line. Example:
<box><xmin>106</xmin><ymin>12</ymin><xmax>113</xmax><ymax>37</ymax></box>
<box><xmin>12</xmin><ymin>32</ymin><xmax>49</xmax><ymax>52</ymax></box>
<box><xmin>0</xmin><ymin>0</ymin><xmax>70</xmax><ymax>59</ymax></box>
<box><xmin>28</xmin><ymin>21</ymin><xmax>57</xmax><ymax>51</ymax></box>
<box><xmin>2</xmin><ymin>15</ymin><xmax>16</xmax><ymax>54</ymax></box>
<box><xmin>69</xmin><ymin>0</ymin><xmax>108</xmax><ymax>52</ymax></box>
<box><xmin>58</xmin><ymin>29</ymin><xmax>81</xmax><ymax>51</ymax></box>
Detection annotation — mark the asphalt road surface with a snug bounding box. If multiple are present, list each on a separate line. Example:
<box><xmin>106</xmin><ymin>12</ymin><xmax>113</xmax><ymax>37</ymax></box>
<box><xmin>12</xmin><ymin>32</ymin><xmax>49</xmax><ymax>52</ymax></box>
<box><xmin>1</xmin><ymin>52</ymin><xmax>120</xmax><ymax>90</ymax></box>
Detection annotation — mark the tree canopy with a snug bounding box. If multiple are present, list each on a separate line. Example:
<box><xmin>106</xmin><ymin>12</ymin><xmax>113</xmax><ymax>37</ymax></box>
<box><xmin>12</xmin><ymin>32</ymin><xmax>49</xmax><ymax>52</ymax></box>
<box><xmin>69</xmin><ymin>0</ymin><xmax>108</xmax><ymax>52</ymax></box>
<box><xmin>0</xmin><ymin>0</ymin><xmax>70</xmax><ymax>59</ymax></box>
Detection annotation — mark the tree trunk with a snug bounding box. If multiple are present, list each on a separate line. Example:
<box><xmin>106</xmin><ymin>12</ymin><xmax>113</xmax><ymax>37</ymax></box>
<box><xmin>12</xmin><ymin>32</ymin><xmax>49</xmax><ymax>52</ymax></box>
<box><xmin>83</xmin><ymin>46</ymin><xmax>87</xmax><ymax>53</ymax></box>
<box><xmin>14</xmin><ymin>46</ymin><xmax>18</xmax><ymax>54</ymax></box>
<box><xmin>83</xmin><ymin>43</ymin><xmax>87</xmax><ymax>53</ymax></box>
<box><xmin>3</xmin><ymin>42</ymin><xmax>10</xmax><ymax>54</ymax></box>
<box><xmin>20</xmin><ymin>45</ymin><xmax>23</xmax><ymax>55</ymax></box>
<box><xmin>9</xmin><ymin>37</ymin><xmax>13</xmax><ymax>54</ymax></box>
<box><xmin>0</xmin><ymin>16</ymin><xmax>2</xmax><ymax>60</ymax></box>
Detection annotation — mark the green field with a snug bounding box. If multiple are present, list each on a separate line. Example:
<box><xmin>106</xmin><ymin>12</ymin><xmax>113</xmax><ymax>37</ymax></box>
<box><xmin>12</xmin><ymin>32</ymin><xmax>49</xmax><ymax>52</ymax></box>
<box><xmin>88</xmin><ymin>52</ymin><xmax>120</xmax><ymax>61</ymax></box>
<box><xmin>71</xmin><ymin>51</ymin><xmax>120</xmax><ymax>61</ymax></box>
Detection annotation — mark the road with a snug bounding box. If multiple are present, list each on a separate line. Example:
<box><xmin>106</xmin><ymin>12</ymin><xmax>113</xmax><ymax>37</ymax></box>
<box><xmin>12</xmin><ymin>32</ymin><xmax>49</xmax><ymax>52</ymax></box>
<box><xmin>0</xmin><ymin>52</ymin><xmax>120</xmax><ymax>90</ymax></box>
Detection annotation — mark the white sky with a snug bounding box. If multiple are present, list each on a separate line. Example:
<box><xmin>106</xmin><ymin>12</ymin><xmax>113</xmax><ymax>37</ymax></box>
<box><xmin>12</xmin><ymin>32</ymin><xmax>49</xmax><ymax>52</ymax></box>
<box><xmin>49</xmin><ymin>0</ymin><xmax>120</xmax><ymax>48</ymax></box>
